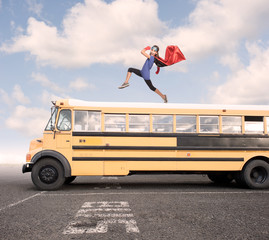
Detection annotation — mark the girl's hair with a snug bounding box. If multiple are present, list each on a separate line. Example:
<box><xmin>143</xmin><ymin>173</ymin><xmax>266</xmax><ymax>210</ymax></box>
<box><xmin>152</xmin><ymin>45</ymin><xmax>159</xmax><ymax>57</ymax></box>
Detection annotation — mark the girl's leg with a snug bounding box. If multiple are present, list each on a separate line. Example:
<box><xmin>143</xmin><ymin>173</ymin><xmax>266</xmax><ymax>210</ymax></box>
<box><xmin>124</xmin><ymin>71</ymin><xmax>132</xmax><ymax>84</ymax></box>
<box><xmin>145</xmin><ymin>80</ymin><xmax>167</xmax><ymax>102</ymax></box>
<box><xmin>119</xmin><ymin>68</ymin><xmax>141</xmax><ymax>89</ymax></box>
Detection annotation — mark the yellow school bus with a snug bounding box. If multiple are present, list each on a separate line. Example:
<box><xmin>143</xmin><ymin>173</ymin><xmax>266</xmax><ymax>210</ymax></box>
<box><xmin>22</xmin><ymin>99</ymin><xmax>269</xmax><ymax>190</ymax></box>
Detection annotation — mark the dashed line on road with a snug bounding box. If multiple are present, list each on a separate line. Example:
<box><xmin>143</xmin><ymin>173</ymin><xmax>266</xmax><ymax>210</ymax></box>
<box><xmin>1</xmin><ymin>190</ymin><xmax>267</xmax><ymax>212</ymax></box>
<box><xmin>0</xmin><ymin>191</ymin><xmax>46</xmax><ymax>212</ymax></box>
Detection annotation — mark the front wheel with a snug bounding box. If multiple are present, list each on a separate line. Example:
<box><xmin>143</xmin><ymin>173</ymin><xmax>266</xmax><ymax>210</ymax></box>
<box><xmin>31</xmin><ymin>158</ymin><xmax>65</xmax><ymax>190</ymax></box>
<box><xmin>241</xmin><ymin>160</ymin><xmax>269</xmax><ymax>189</ymax></box>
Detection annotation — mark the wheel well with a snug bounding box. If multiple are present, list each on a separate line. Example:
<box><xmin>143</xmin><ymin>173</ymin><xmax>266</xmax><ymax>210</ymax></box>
<box><xmin>37</xmin><ymin>157</ymin><xmax>64</xmax><ymax>170</ymax></box>
<box><xmin>247</xmin><ymin>156</ymin><xmax>269</xmax><ymax>165</ymax></box>
<box><xmin>31</xmin><ymin>150</ymin><xmax>71</xmax><ymax>177</ymax></box>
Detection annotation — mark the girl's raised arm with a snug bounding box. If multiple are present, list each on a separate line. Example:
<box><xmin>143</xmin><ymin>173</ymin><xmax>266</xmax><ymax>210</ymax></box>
<box><xmin>141</xmin><ymin>46</ymin><xmax>151</xmax><ymax>59</ymax></box>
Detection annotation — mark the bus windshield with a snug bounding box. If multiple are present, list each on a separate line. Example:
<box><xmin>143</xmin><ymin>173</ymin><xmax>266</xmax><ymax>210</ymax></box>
<box><xmin>45</xmin><ymin>106</ymin><xmax>58</xmax><ymax>131</ymax></box>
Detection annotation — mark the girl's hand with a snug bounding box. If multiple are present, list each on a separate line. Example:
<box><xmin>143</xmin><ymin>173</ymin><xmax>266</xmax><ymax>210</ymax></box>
<box><xmin>144</xmin><ymin>46</ymin><xmax>151</xmax><ymax>51</ymax></box>
<box><xmin>141</xmin><ymin>47</ymin><xmax>151</xmax><ymax>59</ymax></box>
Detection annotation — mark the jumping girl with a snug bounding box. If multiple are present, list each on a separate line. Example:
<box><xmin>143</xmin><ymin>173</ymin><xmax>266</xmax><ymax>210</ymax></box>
<box><xmin>118</xmin><ymin>45</ymin><xmax>168</xmax><ymax>103</ymax></box>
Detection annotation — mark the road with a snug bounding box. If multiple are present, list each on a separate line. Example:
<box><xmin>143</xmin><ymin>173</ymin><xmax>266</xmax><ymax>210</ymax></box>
<box><xmin>0</xmin><ymin>165</ymin><xmax>268</xmax><ymax>240</ymax></box>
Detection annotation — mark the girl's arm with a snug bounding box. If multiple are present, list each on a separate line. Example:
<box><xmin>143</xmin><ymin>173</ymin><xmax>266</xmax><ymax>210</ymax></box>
<box><xmin>141</xmin><ymin>46</ymin><xmax>151</xmax><ymax>59</ymax></box>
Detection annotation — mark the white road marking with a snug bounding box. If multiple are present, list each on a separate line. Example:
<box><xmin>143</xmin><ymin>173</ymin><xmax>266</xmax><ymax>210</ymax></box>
<box><xmin>82</xmin><ymin>201</ymin><xmax>130</xmax><ymax>208</ymax></box>
<box><xmin>0</xmin><ymin>191</ymin><xmax>46</xmax><ymax>212</ymax></box>
<box><xmin>76</xmin><ymin>212</ymin><xmax>134</xmax><ymax>218</ymax></box>
<box><xmin>101</xmin><ymin>177</ymin><xmax>119</xmax><ymax>180</ymax></box>
<box><xmin>75</xmin><ymin>208</ymin><xmax>132</xmax><ymax>212</ymax></box>
<box><xmin>63</xmin><ymin>201</ymin><xmax>140</xmax><ymax>235</ymax></box>
<box><xmin>46</xmin><ymin>191</ymin><xmax>269</xmax><ymax>197</ymax></box>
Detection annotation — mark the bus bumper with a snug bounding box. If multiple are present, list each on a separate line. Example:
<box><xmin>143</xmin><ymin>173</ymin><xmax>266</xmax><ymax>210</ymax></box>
<box><xmin>22</xmin><ymin>163</ymin><xmax>34</xmax><ymax>173</ymax></box>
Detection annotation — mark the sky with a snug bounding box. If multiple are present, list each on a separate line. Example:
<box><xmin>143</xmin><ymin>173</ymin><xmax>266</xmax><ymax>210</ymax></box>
<box><xmin>0</xmin><ymin>0</ymin><xmax>269</xmax><ymax>164</ymax></box>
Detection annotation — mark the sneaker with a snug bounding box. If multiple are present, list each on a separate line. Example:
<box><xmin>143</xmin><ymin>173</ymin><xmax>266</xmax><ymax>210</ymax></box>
<box><xmin>163</xmin><ymin>95</ymin><xmax>168</xmax><ymax>103</ymax></box>
<box><xmin>118</xmin><ymin>83</ymin><xmax>130</xmax><ymax>89</ymax></box>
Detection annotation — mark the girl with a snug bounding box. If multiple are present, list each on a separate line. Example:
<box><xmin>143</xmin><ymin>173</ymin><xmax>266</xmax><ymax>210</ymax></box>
<box><xmin>118</xmin><ymin>45</ymin><xmax>168</xmax><ymax>103</ymax></box>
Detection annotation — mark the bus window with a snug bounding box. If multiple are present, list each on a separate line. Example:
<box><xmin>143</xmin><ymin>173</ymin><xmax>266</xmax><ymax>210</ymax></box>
<box><xmin>105</xmin><ymin>114</ymin><xmax>126</xmax><ymax>132</ymax></box>
<box><xmin>200</xmin><ymin>116</ymin><xmax>219</xmax><ymax>133</ymax></box>
<box><xmin>245</xmin><ymin>116</ymin><xmax>264</xmax><ymax>134</ymax></box>
<box><xmin>74</xmin><ymin>111</ymin><xmax>101</xmax><ymax>131</ymax></box>
<box><xmin>74</xmin><ymin>111</ymin><xmax>87</xmax><ymax>131</ymax></box>
<box><xmin>222</xmin><ymin>116</ymin><xmax>242</xmax><ymax>133</ymax></box>
<box><xmin>88</xmin><ymin>112</ymin><xmax>101</xmax><ymax>131</ymax></box>
<box><xmin>57</xmin><ymin>109</ymin><xmax>71</xmax><ymax>131</ymax></box>
<box><xmin>152</xmin><ymin>115</ymin><xmax>173</xmax><ymax>132</ymax></box>
<box><xmin>129</xmin><ymin>115</ymin><xmax>150</xmax><ymax>132</ymax></box>
<box><xmin>45</xmin><ymin>106</ymin><xmax>58</xmax><ymax>131</ymax></box>
<box><xmin>176</xmin><ymin>115</ymin><xmax>196</xmax><ymax>133</ymax></box>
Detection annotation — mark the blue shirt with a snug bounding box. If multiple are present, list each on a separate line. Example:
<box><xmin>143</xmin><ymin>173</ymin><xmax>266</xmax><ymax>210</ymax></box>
<box><xmin>141</xmin><ymin>55</ymin><xmax>154</xmax><ymax>80</ymax></box>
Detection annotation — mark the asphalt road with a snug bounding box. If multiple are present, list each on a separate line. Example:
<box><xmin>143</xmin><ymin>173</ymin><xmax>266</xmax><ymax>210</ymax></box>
<box><xmin>0</xmin><ymin>165</ymin><xmax>268</xmax><ymax>240</ymax></box>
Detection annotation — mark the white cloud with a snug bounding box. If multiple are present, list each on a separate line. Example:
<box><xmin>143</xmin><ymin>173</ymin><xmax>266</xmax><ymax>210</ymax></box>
<box><xmin>163</xmin><ymin>0</ymin><xmax>269</xmax><ymax>61</ymax></box>
<box><xmin>40</xmin><ymin>90</ymin><xmax>62</xmax><ymax>106</ymax></box>
<box><xmin>220</xmin><ymin>53</ymin><xmax>244</xmax><ymax>72</ymax></box>
<box><xmin>12</xmin><ymin>84</ymin><xmax>31</xmax><ymax>104</ymax></box>
<box><xmin>1</xmin><ymin>85</ymin><xmax>30</xmax><ymax>106</ymax></box>
<box><xmin>26</xmin><ymin>0</ymin><xmax>43</xmax><ymax>16</ymax></box>
<box><xmin>5</xmin><ymin>105</ymin><xmax>50</xmax><ymax>137</ymax></box>
<box><xmin>31</xmin><ymin>72</ymin><xmax>64</xmax><ymax>93</ymax></box>
<box><xmin>0</xmin><ymin>88</ymin><xmax>11</xmax><ymax>105</ymax></box>
<box><xmin>1</xmin><ymin>0</ymin><xmax>269</xmax><ymax>69</ymax></box>
<box><xmin>0</xmin><ymin>0</ymin><xmax>165</xmax><ymax>68</ymax></box>
<box><xmin>69</xmin><ymin>77</ymin><xmax>96</xmax><ymax>91</ymax></box>
<box><xmin>209</xmin><ymin>42</ymin><xmax>269</xmax><ymax>105</ymax></box>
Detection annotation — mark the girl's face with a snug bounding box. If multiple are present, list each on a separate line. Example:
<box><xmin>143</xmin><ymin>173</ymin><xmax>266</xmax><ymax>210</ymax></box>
<box><xmin>150</xmin><ymin>49</ymin><xmax>157</xmax><ymax>56</ymax></box>
<box><xmin>150</xmin><ymin>46</ymin><xmax>158</xmax><ymax>56</ymax></box>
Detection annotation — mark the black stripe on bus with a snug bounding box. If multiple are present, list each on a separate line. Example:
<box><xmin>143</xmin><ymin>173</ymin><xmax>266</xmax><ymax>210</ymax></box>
<box><xmin>72</xmin><ymin>157</ymin><xmax>244</xmax><ymax>162</ymax></box>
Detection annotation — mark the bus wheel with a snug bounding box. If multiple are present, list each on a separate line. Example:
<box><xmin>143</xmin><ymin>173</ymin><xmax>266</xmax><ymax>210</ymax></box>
<box><xmin>31</xmin><ymin>158</ymin><xmax>65</xmax><ymax>190</ymax></box>
<box><xmin>207</xmin><ymin>172</ymin><xmax>234</xmax><ymax>185</ymax></box>
<box><xmin>64</xmin><ymin>176</ymin><xmax>77</xmax><ymax>184</ymax></box>
<box><xmin>242</xmin><ymin>160</ymin><xmax>269</xmax><ymax>189</ymax></box>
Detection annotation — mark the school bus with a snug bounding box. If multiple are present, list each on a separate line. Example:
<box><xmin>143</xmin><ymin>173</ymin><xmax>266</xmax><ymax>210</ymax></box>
<box><xmin>22</xmin><ymin>99</ymin><xmax>269</xmax><ymax>190</ymax></box>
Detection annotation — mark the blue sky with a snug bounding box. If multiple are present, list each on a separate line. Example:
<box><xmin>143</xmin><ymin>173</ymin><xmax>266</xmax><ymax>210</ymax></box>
<box><xmin>0</xmin><ymin>0</ymin><xmax>269</xmax><ymax>164</ymax></box>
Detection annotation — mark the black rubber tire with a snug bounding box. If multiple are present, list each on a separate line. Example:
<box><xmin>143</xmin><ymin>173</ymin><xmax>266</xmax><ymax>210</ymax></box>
<box><xmin>242</xmin><ymin>160</ymin><xmax>269</xmax><ymax>189</ymax></box>
<box><xmin>31</xmin><ymin>158</ymin><xmax>65</xmax><ymax>190</ymax></box>
<box><xmin>64</xmin><ymin>176</ymin><xmax>77</xmax><ymax>184</ymax></box>
<box><xmin>207</xmin><ymin>172</ymin><xmax>234</xmax><ymax>184</ymax></box>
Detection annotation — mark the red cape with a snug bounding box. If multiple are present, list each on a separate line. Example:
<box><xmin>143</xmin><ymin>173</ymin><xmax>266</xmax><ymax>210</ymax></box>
<box><xmin>154</xmin><ymin>45</ymin><xmax>186</xmax><ymax>74</ymax></box>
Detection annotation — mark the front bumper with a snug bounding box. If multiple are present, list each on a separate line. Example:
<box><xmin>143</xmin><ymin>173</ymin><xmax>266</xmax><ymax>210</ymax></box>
<box><xmin>22</xmin><ymin>163</ymin><xmax>34</xmax><ymax>173</ymax></box>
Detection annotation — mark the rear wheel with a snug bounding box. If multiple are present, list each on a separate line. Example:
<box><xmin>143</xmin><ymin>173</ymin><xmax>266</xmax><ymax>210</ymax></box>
<box><xmin>31</xmin><ymin>158</ymin><xmax>65</xmax><ymax>190</ymax></box>
<box><xmin>241</xmin><ymin>160</ymin><xmax>269</xmax><ymax>189</ymax></box>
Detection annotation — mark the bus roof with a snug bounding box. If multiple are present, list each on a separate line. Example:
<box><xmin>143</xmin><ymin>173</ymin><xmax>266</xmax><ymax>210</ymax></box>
<box><xmin>56</xmin><ymin>99</ymin><xmax>269</xmax><ymax>111</ymax></box>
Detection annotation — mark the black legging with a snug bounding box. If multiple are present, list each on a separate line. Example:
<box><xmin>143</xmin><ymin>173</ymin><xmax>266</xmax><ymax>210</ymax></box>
<box><xmin>128</xmin><ymin>68</ymin><xmax>157</xmax><ymax>92</ymax></box>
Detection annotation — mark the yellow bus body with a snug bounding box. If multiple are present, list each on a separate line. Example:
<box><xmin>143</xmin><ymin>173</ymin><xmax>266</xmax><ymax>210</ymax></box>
<box><xmin>23</xmin><ymin>99</ymin><xmax>269</xmax><ymax>190</ymax></box>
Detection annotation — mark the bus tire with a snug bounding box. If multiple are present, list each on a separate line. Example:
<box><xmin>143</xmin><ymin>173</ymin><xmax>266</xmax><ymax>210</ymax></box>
<box><xmin>207</xmin><ymin>172</ymin><xmax>234</xmax><ymax>185</ymax></box>
<box><xmin>64</xmin><ymin>176</ymin><xmax>76</xmax><ymax>184</ymax></box>
<box><xmin>242</xmin><ymin>160</ymin><xmax>269</xmax><ymax>189</ymax></box>
<box><xmin>31</xmin><ymin>158</ymin><xmax>65</xmax><ymax>190</ymax></box>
